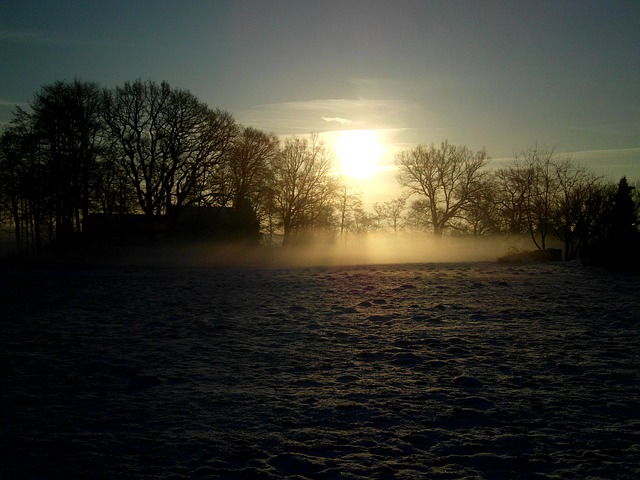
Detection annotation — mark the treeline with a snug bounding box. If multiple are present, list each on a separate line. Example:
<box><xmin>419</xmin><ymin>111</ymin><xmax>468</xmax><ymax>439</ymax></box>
<box><xmin>393</xmin><ymin>141</ymin><xmax>640</xmax><ymax>266</ymax></box>
<box><xmin>0</xmin><ymin>79</ymin><xmax>342</xmax><ymax>253</ymax></box>
<box><xmin>1</xmin><ymin>79</ymin><xmax>639</xmax><ymax>267</ymax></box>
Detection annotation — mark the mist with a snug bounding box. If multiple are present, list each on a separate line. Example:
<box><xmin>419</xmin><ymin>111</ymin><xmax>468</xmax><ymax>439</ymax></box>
<box><xmin>138</xmin><ymin>233</ymin><xmax>529</xmax><ymax>269</ymax></box>
<box><xmin>0</xmin><ymin>230</ymin><xmax>531</xmax><ymax>270</ymax></box>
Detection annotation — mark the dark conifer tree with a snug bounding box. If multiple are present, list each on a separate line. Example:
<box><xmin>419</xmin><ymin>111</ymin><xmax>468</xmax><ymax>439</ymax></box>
<box><xmin>582</xmin><ymin>177</ymin><xmax>640</xmax><ymax>268</ymax></box>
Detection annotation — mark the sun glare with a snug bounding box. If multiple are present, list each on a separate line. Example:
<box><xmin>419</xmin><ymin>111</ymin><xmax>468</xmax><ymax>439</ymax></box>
<box><xmin>335</xmin><ymin>130</ymin><xmax>383</xmax><ymax>180</ymax></box>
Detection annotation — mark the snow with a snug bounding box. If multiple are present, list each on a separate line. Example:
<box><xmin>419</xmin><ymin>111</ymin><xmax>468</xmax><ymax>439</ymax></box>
<box><xmin>1</xmin><ymin>261</ymin><xmax>639</xmax><ymax>479</ymax></box>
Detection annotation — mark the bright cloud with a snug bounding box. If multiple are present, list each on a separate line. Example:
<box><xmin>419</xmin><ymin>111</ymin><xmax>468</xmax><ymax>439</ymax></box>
<box><xmin>321</xmin><ymin>116</ymin><xmax>352</xmax><ymax>125</ymax></box>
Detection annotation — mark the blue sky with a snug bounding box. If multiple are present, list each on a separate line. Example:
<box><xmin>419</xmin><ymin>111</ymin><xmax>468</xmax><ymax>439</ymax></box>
<box><xmin>1</xmin><ymin>0</ymin><xmax>639</xmax><ymax>202</ymax></box>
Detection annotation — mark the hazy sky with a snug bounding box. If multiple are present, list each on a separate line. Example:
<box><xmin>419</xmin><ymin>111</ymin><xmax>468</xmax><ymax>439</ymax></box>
<box><xmin>2</xmin><ymin>0</ymin><xmax>639</xmax><ymax>202</ymax></box>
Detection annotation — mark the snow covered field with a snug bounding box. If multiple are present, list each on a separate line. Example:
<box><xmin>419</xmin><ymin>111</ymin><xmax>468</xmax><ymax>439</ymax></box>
<box><xmin>2</xmin><ymin>261</ymin><xmax>639</xmax><ymax>479</ymax></box>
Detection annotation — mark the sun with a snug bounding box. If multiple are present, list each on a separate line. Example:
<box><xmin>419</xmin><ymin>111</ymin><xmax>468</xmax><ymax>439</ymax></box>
<box><xmin>335</xmin><ymin>130</ymin><xmax>383</xmax><ymax>180</ymax></box>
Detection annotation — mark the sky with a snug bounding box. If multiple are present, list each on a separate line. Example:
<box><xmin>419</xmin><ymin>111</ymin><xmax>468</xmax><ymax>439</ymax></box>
<box><xmin>1</xmin><ymin>0</ymin><xmax>639</xmax><ymax>204</ymax></box>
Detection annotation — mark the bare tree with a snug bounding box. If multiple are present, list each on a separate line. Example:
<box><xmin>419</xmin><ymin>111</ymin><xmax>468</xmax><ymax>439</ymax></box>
<box><xmin>270</xmin><ymin>134</ymin><xmax>336</xmax><ymax>246</ymax></box>
<box><xmin>515</xmin><ymin>145</ymin><xmax>558</xmax><ymax>250</ymax></box>
<box><xmin>373</xmin><ymin>197</ymin><xmax>406</xmax><ymax>233</ymax></box>
<box><xmin>457</xmin><ymin>175</ymin><xmax>501</xmax><ymax>236</ymax></box>
<box><xmin>102</xmin><ymin>80</ymin><xmax>172</xmax><ymax>218</ymax></box>
<box><xmin>551</xmin><ymin>156</ymin><xmax>600</xmax><ymax>259</ymax></box>
<box><xmin>496</xmin><ymin>145</ymin><xmax>603</xmax><ymax>257</ymax></box>
<box><xmin>102</xmin><ymin>80</ymin><xmax>237</xmax><ymax>221</ymax></box>
<box><xmin>494</xmin><ymin>166</ymin><xmax>529</xmax><ymax>235</ymax></box>
<box><xmin>94</xmin><ymin>140</ymin><xmax>138</xmax><ymax>215</ymax></box>
<box><xmin>31</xmin><ymin>80</ymin><xmax>104</xmax><ymax>240</ymax></box>
<box><xmin>169</xmin><ymin>97</ymin><xmax>237</xmax><ymax>211</ymax></box>
<box><xmin>336</xmin><ymin>183</ymin><xmax>365</xmax><ymax>237</ymax></box>
<box><xmin>396</xmin><ymin>140</ymin><xmax>490</xmax><ymax>235</ymax></box>
<box><xmin>311</xmin><ymin>176</ymin><xmax>341</xmax><ymax>240</ymax></box>
<box><xmin>0</xmin><ymin>109</ymin><xmax>51</xmax><ymax>254</ymax></box>
<box><xmin>228</xmin><ymin>127</ymin><xmax>278</xmax><ymax>206</ymax></box>
<box><xmin>405</xmin><ymin>199</ymin><xmax>431</xmax><ymax>232</ymax></box>
<box><xmin>227</xmin><ymin>126</ymin><xmax>279</xmax><ymax>239</ymax></box>
<box><xmin>503</xmin><ymin>145</ymin><xmax>582</xmax><ymax>251</ymax></box>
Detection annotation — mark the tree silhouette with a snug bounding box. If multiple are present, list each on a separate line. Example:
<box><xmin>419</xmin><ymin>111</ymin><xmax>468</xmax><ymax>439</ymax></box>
<box><xmin>102</xmin><ymin>80</ymin><xmax>237</xmax><ymax>221</ymax></box>
<box><xmin>227</xmin><ymin>196</ymin><xmax>261</xmax><ymax>243</ymax></box>
<box><xmin>551</xmin><ymin>157</ymin><xmax>600</xmax><ymax>260</ymax></box>
<box><xmin>95</xmin><ymin>140</ymin><xmax>138</xmax><ymax>215</ymax></box>
<box><xmin>337</xmin><ymin>184</ymin><xmax>365</xmax><ymax>236</ymax></box>
<box><xmin>512</xmin><ymin>145</ymin><xmax>557</xmax><ymax>250</ymax></box>
<box><xmin>270</xmin><ymin>134</ymin><xmax>336</xmax><ymax>246</ymax></box>
<box><xmin>373</xmin><ymin>197</ymin><xmax>406</xmax><ymax>234</ymax></box>
<box><xmin>0</xmin><ymin>109</ymin><xmax>51</xmax><ymax>254</ymax></box>
<box><xmin>456</xmin><ymin>175</ymin><xmax>501</xmax><ymax>236</ymax></box>
<box><xmin>396</xmin><ymin>141</ymin><xmax>490</xmax><ymax>235</ymax></box>
<box><xmin>227</xmin><ymin>126</ymin><xmax>279</xmax><ymax>239</ymax></box>
<box><xmin>31</xmin><ymin>80</ymin><xmax>104</xmax><ymax>244</ymax></box>
<box><xmin>581</xmin><ymin>177</ymin><xmax>640</xmax><ymax>267</ymax></box>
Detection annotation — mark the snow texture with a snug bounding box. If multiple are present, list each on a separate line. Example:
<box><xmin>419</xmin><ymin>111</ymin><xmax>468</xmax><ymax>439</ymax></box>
<box><xmin>1</xmin><ymin>261</ymin><xmax>639</xmax><ymax>479</ymax></box>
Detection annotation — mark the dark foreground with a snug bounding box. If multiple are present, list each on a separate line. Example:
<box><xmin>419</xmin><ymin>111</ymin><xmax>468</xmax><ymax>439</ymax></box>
<box><xmin>1</xmin><ymin>262</ymin><xmax>639</xmax><ymax>479</ymax></box>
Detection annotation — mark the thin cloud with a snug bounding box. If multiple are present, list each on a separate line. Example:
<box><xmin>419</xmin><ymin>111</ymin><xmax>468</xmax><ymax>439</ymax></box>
<box><xmin>0</xmin><ymin>28</ymin><xmax>63</xmax><ymax>45</ymax></box>
<box><xmin>0</xmin><ymin>99</ymin><xmax>28</xmax><ymax>106</ymax></box>
<box><xmin>569</xmin><ymin>122</ymin><xmax>639</xmax><ymax>138</ymax></box>
<box><xmin>571</xmin><ymin>146</ymin><xmax>640</xmax><ymax>156</ymax></box>
<box><xmin>237</xmin><ymin>98</ymin><xmax>416</xmax><ymax>135</ymax></box>
<box><xmin>570</xmin><ymin>146</ymin><xmax>640</xmax><ymax>167</ymax></box>
<box><xmin>573</xmin><ymin>148</ymin><xmax>640</xmax><ymax>181</ymax></box>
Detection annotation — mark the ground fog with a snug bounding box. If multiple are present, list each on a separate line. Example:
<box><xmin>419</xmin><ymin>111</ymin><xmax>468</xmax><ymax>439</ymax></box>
<box><xmin>66</xmin><ymin>234</ymin><xmax>529</xmax><ymax>269</ymax></box>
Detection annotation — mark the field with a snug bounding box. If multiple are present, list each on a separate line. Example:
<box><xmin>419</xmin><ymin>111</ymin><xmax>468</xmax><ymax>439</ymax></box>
<box><xmin>2</xmin><ymin>260</ymin><xmax>639</xmax><ymax>479</ymax></box>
